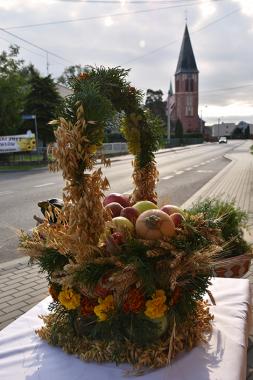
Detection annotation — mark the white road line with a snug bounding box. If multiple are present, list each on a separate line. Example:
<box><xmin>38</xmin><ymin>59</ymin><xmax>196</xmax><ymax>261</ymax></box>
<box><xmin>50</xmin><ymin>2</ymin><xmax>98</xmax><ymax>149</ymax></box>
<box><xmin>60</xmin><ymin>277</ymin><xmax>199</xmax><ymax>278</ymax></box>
<box><xmin>175</xmin><ymin>171</ymin><xmax>184</xmax><ymax>175</ymax></box>
<box><xmin>200</xmin><ymin>162</ymin><xmax>206</xmax><ymax>165</ymax></box>
<box><xmin>162</xmin><ymin>175</ymin><xmax>174</xmax><ymax>180</ymax></box>
<box><xmin>185</xmin><ymin>167</ymin><xmax>192</xmax><ymax>171</ymax></box>
<box><xmin>193</xmin><ymin>165</ymin><xmax>199</xmax><ymax>168</ymax></box>
<box><xmin>33</xmin><ymin>182</ymin><xmax>55</xmax><ymax>188</ymax></box>
<box><xmin>0</xmin><ymin>191</ymin><xmax>14</xmax><ymax>196</ymax></box>
<box><xmin>196</xmin><ymin>170</ymin><xmax>214</xmax><ymax>173</ymax></box>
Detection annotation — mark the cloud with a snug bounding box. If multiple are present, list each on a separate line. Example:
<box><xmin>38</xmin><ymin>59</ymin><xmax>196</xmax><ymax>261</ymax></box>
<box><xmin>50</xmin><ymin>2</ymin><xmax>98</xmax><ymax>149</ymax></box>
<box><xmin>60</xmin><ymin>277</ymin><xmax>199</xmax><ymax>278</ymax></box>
<box><xmin>0</xmin><ymin>0</ymin><xmax>252</xmax><ymax>123</ymax></box>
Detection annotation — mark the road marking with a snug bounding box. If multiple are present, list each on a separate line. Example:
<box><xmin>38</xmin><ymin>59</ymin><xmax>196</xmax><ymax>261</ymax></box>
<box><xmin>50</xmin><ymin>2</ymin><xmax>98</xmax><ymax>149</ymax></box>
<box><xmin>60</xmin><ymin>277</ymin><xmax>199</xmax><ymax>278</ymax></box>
<box><xmin>197</xmin><ymin>170</ymin><xmax>214</xmax><ymax>173</ymax></box>
<box><xmin>0</xmin><ymin>191</ymin><xmax>14</xmax><ymax>196</ymax></box>
<box><xmin>162</xmin><ymin>175</ymin><xmax>174</xmax><ymax>180</ymax></box>
<box><xmin>175</xmin><ymin>171</ymin><xmax>184</xmax><ymax>175</ymax></box>
<box><xmin>33</xmin><ymin>182</ymin><xmax>55</xmax><ymax>188</ymax></box>
<box><xmin>185</xmin><ymin>167</ymin><xmax>192</xmax><ymax>171</ymax></box>
<box><xmin>200</xmin><ymin>162</ymin><xmax>206</xmax><ymax>165</ymax></box>
<box><xmin>193</xmin><ymin>165</ymin><xmax>199</xmax><ymax>168</ymax></box>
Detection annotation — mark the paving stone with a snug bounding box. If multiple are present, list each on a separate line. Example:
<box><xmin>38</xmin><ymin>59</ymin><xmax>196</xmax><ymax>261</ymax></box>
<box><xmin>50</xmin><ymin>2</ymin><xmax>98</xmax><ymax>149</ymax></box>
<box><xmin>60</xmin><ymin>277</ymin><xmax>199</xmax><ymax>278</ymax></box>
<box><xmin>0</xmin><ymin>309</ymin><xmax>23</xmax><ymax>323</ymax></box>
<box><xmin>4</xmin><ymin>301</ymin><xmax>28</xmax><ymax>314</ymax></box>
<box><xmin>7</xmin><ymin>293</ymin><xmax>33</xmax><ymax>305</ymax></box>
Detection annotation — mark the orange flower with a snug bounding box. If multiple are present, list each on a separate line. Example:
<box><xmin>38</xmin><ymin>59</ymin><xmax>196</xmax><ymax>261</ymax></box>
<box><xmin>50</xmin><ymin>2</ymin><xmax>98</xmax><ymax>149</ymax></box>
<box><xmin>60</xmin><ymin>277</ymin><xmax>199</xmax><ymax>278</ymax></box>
<box><xmin>79</xmin><ymin>72</ymin><xmax>89</xmax><ymax>80</ymax></box>
<box><xmin>48</xmin><ymin>285</ymin><xmax>59</xmax><ymax>301</ymax></box>
<box><xmin>81</xmin><ymin>296</ymin><xmax>96</xmax><ymax>317</ymax></box>
<box><xmin>123</xmin><ymin>287</ymin><xmax>145</xmax><ymax>314</ymax></box>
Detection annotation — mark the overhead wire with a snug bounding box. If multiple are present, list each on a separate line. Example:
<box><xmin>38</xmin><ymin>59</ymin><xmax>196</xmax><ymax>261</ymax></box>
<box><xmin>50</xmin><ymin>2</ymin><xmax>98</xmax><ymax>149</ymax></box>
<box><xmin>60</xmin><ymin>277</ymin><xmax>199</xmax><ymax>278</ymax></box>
<box><xmin>0</xmin><ymin>27</ymin><xmax>73</xmax><ymax>64</ymax></box>
<box><xmin>121</xmin><ymin>7</ymin><xmax>241</xmax><ymax>65</ymax></box>
<box><xmin>5</xmin><ymin>0</ymin><xmax>222</xmax><ymax>30</ymax></box>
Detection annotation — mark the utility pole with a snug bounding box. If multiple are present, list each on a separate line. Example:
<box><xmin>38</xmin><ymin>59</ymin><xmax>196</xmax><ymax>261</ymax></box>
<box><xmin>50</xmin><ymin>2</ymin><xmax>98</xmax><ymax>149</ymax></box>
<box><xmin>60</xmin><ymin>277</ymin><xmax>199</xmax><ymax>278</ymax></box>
<box><xmin>46</xmin><ymin>52</ymin><xmax>49</xmax><ymax>75</ymax></box>
<box><xmin>167</xmin><ymin>81</ymin><xmax>173</xmax><ymax>146</ymax></box>
<box><xmin>217</xmin><ymin>117</ymin><xmax>220</xmax><ymax>139</ymax></box>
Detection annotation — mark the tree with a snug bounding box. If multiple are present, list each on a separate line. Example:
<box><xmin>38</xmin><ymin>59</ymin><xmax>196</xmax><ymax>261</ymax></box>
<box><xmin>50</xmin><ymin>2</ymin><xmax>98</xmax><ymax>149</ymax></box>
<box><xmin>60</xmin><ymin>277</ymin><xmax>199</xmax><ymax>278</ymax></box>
<box><xmin>23</xmin><ymin>66</ymin><xmax>62</xmax><ymax>147</ymax></box>
<box><xmin>244</xmin><ymin>125</ymin><xmax>250</xmax><ymax>139</ymax></box>
<box><xmin>145</xmin><ymin>89</ymin><xmax>167</xmax><ymax>125</ymax></box>
<box><xmin>58</xmin><ymin>64</ymin><xmax>88</xmax><ymax>86</ymax></box>
<box><xmin>0</xmin><ymin>45</ymin><xmax>28</xmax><ymax>136</ymax></box>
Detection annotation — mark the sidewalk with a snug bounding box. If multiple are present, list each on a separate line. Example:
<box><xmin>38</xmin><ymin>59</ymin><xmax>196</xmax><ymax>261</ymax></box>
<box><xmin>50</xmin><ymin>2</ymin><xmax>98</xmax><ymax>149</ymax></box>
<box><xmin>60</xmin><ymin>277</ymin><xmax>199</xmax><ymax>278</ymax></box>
<box><xmin>0</xmin><ymin>140</ymin><xmax>253</xmax><ymax>332</ymax></box>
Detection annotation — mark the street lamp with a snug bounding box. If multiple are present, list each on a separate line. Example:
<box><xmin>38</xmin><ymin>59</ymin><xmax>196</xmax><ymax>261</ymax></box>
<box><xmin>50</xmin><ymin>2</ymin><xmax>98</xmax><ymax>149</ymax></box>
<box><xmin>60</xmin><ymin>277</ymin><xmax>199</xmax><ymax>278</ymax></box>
<box><xmin>217</xmin><ymin>117</ymin><xmax>220</xmax><ymax>139</ymax></box>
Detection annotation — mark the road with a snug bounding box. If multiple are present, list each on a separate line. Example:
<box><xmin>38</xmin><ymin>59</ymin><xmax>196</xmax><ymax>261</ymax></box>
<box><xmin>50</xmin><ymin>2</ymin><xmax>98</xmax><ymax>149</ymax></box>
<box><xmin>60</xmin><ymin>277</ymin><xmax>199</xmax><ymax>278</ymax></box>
<box><xmin>0</xmin><ymin>140</ymin><xmax>243</xmax><ymax>263</ymax></box>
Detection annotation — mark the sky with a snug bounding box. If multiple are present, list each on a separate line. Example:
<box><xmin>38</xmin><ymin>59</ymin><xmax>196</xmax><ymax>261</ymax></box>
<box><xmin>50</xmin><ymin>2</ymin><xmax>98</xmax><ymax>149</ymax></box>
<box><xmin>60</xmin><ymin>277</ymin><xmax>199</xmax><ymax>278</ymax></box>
<box><xmin>0</xmin><ymin>0</ymin><xmax>253</xmax><ymax>125</ymax></box>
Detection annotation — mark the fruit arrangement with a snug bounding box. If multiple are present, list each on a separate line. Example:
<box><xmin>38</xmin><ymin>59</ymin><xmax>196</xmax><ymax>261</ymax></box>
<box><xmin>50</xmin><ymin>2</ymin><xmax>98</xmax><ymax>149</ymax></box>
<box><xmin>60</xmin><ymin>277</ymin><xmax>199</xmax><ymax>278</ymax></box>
<box><xmin>19</xmin><ymin>66</ymin><xmax>251</xmax><ymax>374</ymax></box>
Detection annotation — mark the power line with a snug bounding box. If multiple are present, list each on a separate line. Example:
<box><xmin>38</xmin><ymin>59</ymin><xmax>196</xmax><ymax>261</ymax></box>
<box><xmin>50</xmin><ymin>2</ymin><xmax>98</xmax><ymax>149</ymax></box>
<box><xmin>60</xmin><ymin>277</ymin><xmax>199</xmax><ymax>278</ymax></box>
<box><xmin>121</xmin><ymin>7</ymin><xmax>241</xmax><ymax>65</ymax></box>
<box><xmin>5</xmin><ymin>0</ymin><xmax>220</xmax><ymax>30</ymax></box>
<box><xmin>200</xmin><ymin>83</ymin><xmax>253</xmax><ymax>94</ymax></box>
<box><xmin>59</xmin><ymin>0</ymin><xmax>224</xmax><ymax>3</ymax></box>
<box><xmin>0</xmin><ymin>27</ymin><xmax>73</xmax><ymax>64</ymax></box>
<box><xmin>0</xmin><ymin>36</ymin><xmax>45</xmax><ymax>59</ymax></box>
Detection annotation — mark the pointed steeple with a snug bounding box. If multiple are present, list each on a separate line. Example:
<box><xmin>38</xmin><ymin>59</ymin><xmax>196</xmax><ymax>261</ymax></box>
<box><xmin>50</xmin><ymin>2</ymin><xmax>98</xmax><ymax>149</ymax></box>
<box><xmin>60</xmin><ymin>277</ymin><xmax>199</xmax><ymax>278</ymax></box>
<box><xmin>175</xmin><ymin>25</ymin><xmax>198</xmax><ymax>75</ymax></box>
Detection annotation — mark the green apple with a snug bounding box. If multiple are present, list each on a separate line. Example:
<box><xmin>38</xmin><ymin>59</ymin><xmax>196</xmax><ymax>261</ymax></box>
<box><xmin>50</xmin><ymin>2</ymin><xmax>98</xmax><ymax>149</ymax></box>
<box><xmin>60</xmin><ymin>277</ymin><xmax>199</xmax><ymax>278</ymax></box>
<box><xmin>133</xmin><ymin>200</ymin><xmax>158</xmax><ymax>214</ymax></box>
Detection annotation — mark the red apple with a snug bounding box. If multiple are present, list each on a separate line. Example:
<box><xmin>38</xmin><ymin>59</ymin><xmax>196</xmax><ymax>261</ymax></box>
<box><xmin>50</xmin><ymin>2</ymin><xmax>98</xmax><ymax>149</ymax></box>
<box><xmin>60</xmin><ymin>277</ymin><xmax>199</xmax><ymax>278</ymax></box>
<box><xmin>170</xmin><ymin>213</ymin><xmax>185</xmax><ymax>227</ymax></box>
<box><xmin>161</xmin><ymin>204</ymin><xmax>184</xmax><ymax>216</ymax></box>
<box><xmin>120</xmin><ymin>207</ymin><xmax>139</xmax><ymax>225</ymax></box>
<box><xmin>103</xmin><ymin>193</ymin><xmax>130</xmax><ymax>208</ymax></box>
<box><xmin>105</xmin><ymin>202</ymin><xmax>123</xmax><ymax>218</ymax></box>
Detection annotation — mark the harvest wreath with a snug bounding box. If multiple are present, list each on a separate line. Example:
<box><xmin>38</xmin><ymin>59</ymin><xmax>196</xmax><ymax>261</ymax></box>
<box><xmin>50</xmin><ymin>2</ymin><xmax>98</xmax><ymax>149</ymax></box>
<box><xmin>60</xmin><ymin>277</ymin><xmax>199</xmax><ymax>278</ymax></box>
<box><xmin>20</xmin><ymin>67</ymin><xmax>251</xmax><ymax>372</ymax></box>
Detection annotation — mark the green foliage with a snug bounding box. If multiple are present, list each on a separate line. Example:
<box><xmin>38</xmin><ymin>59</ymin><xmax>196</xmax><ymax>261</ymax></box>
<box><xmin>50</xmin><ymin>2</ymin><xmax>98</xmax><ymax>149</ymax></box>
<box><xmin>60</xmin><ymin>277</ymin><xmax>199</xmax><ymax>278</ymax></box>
<box><xmin>145</xmin><ymin>89</ymin><xmax>167</xmax><ymax>126</ymax></box>
<box><xmin>23</xmin><ymin>65</ymin><xmax>63</xmax><ymax>146</ymax></box>
<box><xmin>170</xmin><ymin>275</ymin><xmax>211</xmax><ymax>323</ymax></box>
<box><xmin>119</xmin><ymin>239</ymin><xmax>158</xmax><ymax>295</ymax></box>
<box><xmin>62</xmin><ymin>66</ymin><xmax>161</xmax><ymax>169</ymax></box>
<box><xmin>0</xmin><ymin>45</ymin><xmax>28</xmax><ymax>135</ymax></box>
<box><xmin>34</xmin><ymin>248</ymin><xmax>69</xmax><ymax>278</ymax></box>
<box><xmin>189</xmin><ymin>198</ymin><xmax>247</xmax><ymax>240</ymax></box>
<box><xmin>74</xmin><ymin>262</ymin><xmax>115</xmax><ymax>287</ymax></box>
<box><xmin>57</xmin><ymin>64</ymin><xmax>87</xmax><ymax>86</ymax></box>
<box><xmin>250</xmin><ymin>145</ymin><xmax>253</xmax><ymax>155</ymax></box>
<box><xmin>86</xmin><ymin>311</ymin><xmax>159</xmax><ymax>346</ymax></box>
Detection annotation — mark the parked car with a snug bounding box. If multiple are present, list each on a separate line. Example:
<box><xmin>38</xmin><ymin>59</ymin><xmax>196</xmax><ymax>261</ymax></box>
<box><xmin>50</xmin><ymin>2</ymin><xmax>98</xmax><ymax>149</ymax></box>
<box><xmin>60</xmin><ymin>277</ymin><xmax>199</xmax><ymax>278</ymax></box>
<box><xmin>218</xmin><ymin>136</ymin><xmax>227</xmax><ymax>144</ymax></box>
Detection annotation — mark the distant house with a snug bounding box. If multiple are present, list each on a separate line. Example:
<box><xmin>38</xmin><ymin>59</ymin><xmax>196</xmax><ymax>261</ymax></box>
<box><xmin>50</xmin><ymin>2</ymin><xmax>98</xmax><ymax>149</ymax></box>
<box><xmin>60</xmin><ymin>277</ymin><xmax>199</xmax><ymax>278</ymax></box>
<box><xmin>204</xmin><ymin>121</ymin><xmax>253</xmax><ymax>140</ymax></box>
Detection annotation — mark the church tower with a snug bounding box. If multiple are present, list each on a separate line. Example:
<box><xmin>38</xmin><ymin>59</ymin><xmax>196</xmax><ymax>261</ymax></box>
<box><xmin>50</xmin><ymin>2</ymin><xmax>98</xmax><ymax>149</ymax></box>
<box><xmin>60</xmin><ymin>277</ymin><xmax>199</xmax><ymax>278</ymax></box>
<box><xmin>175</xmin><ymin>25</ymin><xmax>200</xmax><ymax>133</ymax></box>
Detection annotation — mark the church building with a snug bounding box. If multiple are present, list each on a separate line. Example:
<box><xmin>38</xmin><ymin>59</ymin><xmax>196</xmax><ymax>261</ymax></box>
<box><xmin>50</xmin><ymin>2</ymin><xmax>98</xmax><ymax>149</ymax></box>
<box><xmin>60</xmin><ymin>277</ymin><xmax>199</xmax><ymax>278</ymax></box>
<box><xmin>168</xmin><ymin>25</ymin><xmax>201</xmax><ymax>134</ymax></box>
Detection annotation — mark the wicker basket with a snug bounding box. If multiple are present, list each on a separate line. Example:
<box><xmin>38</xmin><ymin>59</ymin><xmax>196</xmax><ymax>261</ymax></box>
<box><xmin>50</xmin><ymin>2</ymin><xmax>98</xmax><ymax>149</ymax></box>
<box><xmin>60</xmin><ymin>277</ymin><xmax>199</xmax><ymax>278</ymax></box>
<box><xmin>214</xmin><ymin>254</ymin><xmax>251</xmax><ymax>278</ymax></box>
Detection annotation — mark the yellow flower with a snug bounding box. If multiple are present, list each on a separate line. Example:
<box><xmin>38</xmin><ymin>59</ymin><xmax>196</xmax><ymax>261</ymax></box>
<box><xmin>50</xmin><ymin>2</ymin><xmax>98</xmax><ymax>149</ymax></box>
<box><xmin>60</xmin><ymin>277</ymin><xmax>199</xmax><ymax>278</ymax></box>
<box><xmin>58</xmin><ymin>288</ymin><xmax>81</xmax><ymax>310</ymax></box>
<box><xmin>144</xmin><ymin>289</ymin><xmax>168</xmax><ymax>319</ymax></box>
<box><xmin>94</xmin><ymin>295</ymin><xmax>114</xmax><ymax>321</ymax></box>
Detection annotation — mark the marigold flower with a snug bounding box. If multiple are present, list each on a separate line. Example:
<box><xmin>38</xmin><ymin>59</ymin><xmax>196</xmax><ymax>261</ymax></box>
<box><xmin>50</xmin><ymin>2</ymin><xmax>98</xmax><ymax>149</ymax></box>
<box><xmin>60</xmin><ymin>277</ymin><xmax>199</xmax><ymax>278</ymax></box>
<box><xmin>94</xmin><ymin>295</ymin><xmax>114</xmax><ymax>321</ymax></box>
<box><xmin>144</xmin><ymin>289</ymin><xmax>168</xmax><ymax>319</ymax></box>
<box><xmin>123</xmin><ymin>288</ymin><xmax>145</xmax><ymax>314</ymax></box>
<box><xmin>81</xmin><ymin>296</ymin><xmax>96</xmax><ymax>317</ymax></box>
<box><xmin>58</xmin><ymin>288</ymin><xmax>81</xmax><ymax>310</ymax></box>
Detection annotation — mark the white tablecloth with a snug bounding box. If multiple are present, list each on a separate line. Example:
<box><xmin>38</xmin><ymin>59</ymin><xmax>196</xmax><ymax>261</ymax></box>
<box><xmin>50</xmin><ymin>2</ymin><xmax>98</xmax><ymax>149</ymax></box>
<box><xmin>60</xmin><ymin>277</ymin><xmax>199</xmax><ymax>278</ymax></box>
<box><xmin>0</xmin><ymin>278</ymin><xmax>251</xmax><ymax>380</ymax></box>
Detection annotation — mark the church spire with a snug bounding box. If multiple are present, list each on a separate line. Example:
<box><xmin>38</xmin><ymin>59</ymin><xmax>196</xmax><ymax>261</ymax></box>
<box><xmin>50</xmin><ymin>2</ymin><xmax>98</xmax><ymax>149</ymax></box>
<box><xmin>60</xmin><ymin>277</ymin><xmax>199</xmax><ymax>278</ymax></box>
<box><xmin>168</xmin><ymin>80</ymin><xmax>173</xmax><ymax>96</ymax></box>
<box><xmin>175</xmin><ymin>24</ymin><xmax>198</xmax><ymax>75</ymax></box>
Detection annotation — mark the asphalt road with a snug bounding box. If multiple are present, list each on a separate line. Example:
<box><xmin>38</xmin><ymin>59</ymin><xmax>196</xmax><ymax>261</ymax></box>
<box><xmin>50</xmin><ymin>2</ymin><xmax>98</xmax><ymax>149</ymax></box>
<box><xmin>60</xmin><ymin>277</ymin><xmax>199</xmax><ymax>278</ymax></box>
<box><xmin>0</xmin><ymin>140</ymin><xmax>242</xmax><ymax>263</ymax></box>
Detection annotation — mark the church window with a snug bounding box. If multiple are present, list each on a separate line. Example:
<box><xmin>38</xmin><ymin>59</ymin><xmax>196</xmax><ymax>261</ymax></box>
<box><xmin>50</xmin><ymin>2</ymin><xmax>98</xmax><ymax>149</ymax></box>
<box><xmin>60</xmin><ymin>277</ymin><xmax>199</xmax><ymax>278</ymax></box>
<box><xmin>185</xmin><ymin>77</ymin><xmax>194</xmax><ymax>92</ymax></box>
<box><xmin>185</xmin><ymin>95</ymin><xmax>193</xmax><ymax>116</ymax></box>
<box><xmin>176</xmin><ymin>80</ymin><xmax>180</xmax><ymax>92</ymax></box>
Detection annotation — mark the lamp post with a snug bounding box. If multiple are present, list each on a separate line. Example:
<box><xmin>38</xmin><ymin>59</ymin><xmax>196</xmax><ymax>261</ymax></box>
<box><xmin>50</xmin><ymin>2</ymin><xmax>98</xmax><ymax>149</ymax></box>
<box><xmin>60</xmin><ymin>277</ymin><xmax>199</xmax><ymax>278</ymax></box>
<box><xmin>217</xmin><ymin>117</ymin><xmax>220</xmax><ymax>139</ymax></box>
